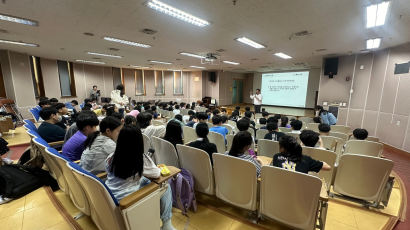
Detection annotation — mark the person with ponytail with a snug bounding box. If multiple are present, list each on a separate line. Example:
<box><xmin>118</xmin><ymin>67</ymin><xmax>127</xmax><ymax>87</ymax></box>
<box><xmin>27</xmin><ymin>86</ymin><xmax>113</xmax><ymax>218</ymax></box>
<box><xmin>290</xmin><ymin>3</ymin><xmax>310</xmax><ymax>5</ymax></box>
<box><xmin>79</xmin><ymin>116</ymin><xmax>122</xmax><ymax>174</ymax></box>
<box><xmin>315</xmin><ymin>105</ymin><xmax>337</xmax><ymax>125</ymax></box>
<box><xmin>271</xmin><ymin>135</ymin><xmax>331</xmax><ymax>174</ymax></box>
<box><xmin>188</xmin><ymin>122</ymin><xmax>217</xmax><ymax>164</ymax></box>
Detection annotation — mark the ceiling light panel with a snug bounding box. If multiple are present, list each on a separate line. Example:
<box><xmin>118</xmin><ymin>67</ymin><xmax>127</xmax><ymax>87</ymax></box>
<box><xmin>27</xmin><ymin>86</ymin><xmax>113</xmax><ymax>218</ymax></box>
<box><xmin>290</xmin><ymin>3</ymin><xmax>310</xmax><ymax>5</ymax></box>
<box><xmin>366</xmin><ymin>1</ymin><xmax>390</xmax><ymax>28</ymax></box>
<box><xmin>223</xmin><ymin>60</ymin><xmax>240</xmax><ymax>65</ymax></box>
<box><xmin>87</xmin><ymin>52</ymin><xmax>122</xmax><ymax>58</ymax></box>
<box><xmin>235</xmin><ymin>37</ymin><xmax>265</xmax><ymax>49</ymax></box>
<box><xmin>179</xmin><ymin>52</ymin><xmax>205</xmax><ymax>59</ymax></box>
<box><xmin>130</xmin><ymin>65</ymin><xmax>151</xmax><ymax>69</ymax></box>
<box><xmin>190</xmin><ymin>65</ymin><xmax>205</xmax><ymax>69</ymax></box>
<box><xmin>0</xmin><ymin>13</ymin><xmax>38</xmax><ymax>26</ymax></box>
<box><xmin>274</xmin><ymin>52</ymin><xmax>292</xmax><ymax>59</ymax></box>
<box><xmin>104</xmin><ymin>37</ymin><xmax>151</xmax><ymax>48</ymax></box>
<box><xmin>149</xmin><ymin>60</ymin><xmax>172</xmax><ymax>65</ymax></box>
<box><xmin>147</xmin><ymin>0</ymin><xmax>209</xmax><ymax>27</ymax></box>
<box><xmin>76</xmin><ymin>60</ymin><xmax>105</xmax><ymax>64</ymax></box>
<box><xmin>366</xmin><ymin>38</ymin><xmax>381</xmax><ymax>49</ymax></box>
<box><xmin>0</xmin><ymin>39</ymin><xmax>38</xmax><ymax>47</ymax></box>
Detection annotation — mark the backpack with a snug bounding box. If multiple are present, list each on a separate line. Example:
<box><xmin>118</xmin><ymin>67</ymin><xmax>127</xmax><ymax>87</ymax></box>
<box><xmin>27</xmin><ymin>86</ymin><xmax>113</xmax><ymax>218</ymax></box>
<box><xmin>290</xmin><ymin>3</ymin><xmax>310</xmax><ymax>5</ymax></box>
<box><xmin>168</xmin><ymin>168</ymin><xmax>197</xmax><ymax>215</ymax></box>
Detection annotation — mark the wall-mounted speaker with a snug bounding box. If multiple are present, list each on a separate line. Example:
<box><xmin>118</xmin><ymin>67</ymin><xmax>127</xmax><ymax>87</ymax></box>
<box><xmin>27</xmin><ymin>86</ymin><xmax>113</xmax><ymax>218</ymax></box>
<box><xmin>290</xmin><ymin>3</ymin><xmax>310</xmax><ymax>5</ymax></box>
<box><xmin>324</xmin><ymin>57</ymin><xmax>339</xmax><ymax>78</ymax></box>
<box><xmin>394</xmin><ymin>62</ymin><xmax>410</xmax><ymax>75</ymax></box>
<box><xmin>209</xmin><ymin>71</ymin><xmax>217</xmax><ymax>83</ymax></box>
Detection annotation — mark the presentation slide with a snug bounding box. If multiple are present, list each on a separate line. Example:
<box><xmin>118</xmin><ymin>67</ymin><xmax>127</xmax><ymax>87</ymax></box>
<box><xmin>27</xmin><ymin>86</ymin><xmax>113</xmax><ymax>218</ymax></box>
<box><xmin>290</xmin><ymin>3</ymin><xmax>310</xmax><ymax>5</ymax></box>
<box><xmin>261</xmin><ymin>71</ymin><xmax>309</xmax><ymax>108</ymax></box>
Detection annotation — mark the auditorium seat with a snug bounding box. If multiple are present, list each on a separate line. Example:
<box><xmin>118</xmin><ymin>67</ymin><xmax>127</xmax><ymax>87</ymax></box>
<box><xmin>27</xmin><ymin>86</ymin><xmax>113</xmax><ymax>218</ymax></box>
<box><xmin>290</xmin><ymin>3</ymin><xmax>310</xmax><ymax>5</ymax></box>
<box><xmin>29</xmin><ymin>108</ymin><xmax>40</xmax><ymax>122</ymax></box>
<box><xmin>23</xmin><ymin>119</ymin><xmax>37</xmax><ymax>131</ymax></box>
<box><xmin>152</xmin><ymin>120</ymin><xmax>165</xmax><ymax>126</ymax></box>
<box><xmin>344</xmin><ymin>140</ymin><xmax>383</xmax><ymax>157</ymax></box>
<box><xmin>182</xmin><ymin>126</ymin><xmax>197</xmax><ymax>144</ymax></box>
<box><xmin>222</xmin><ymin>124</ymin><xmax>233</xmax><ymax>134</ymax></box>
<box><xmin>213</xmin><ymin>153</ymin><xmax>258</xmax><ymax>212</ymax></box>
<box><xmin>330</xmin><ymin>125</ymin><xmax>350</xmax><ymax>134</ymax></box>
<box><xmin>333</xmin><ymin>154</ymin><xmax>393</xmax><ymax>206</ymax></box>
<box><xmin>151</xmin><ymin>136</ymin><xmax>180</xmax><ymax>167</ymax></box>
<box><xmin>247</xmin><ymin>128</ymin><xmax>255</xmax><ymax>138</ymax></box>
<box><xmin>256</xmin><ymin>129</ymin><xmax>268</xmax><ymax>140</ymax></box>
<box><xmin>302</xmin><ymin>147</ymin><xmax>337</xmax><ymax>190</ymax></box>
<box><xmin>227</xmin><ymin>120</ymin><xmax>236</xmax><ymax>128</ymax></box>
<box><xmin>259</xmin><ymin>166</ymin><xmax>323</xmax><ymax>230</ymax></box>
<box><xmin>142</xmin><ymin>133</ymin><xmax>151</xmax><ymax>154</ymax></box>
<box><xmin>226</xmin><ymin>134</ymin><xmax>234</xmax><ymax>151</ymax></box>
<box><xmin>286</xmin><ymin>133</ymin><xmax>301</xmax><ymax>143</ymax></box>
<box><xmin>206</xmin><ymin>122</ymin><xmax>214</xmax><ymax>128</ymax></box>
<box><xmin>208</xmin><ymin>131</ymin><xmax>226</xmax><ymax>154</ymax></box>
<box><xmin>320</xmin><ymin>136</ymin><xmax>346</xmax><ymax>158</ymax></box>
<box><xmin>67</xmin><ymin>162</ymin><xmax>162</xmax><ymax>230</ymax></box>
<box><xmin>257</xmin><ymin>139</ymin><xmax>279</xmax><ymax>157</ymax></box>
<box><xmin>279</xmin><ymin>127</ymin><xmax>291</xmax><ymax>133</ymax></box>
<box><xmin>176</xmin><ymin>144</ymin><xmax>215</xmax><ymax>195</ymax></box>
<box><xmin>367</xmin><ymin>136</ymin><xmax>380</xmax><ymax>142</ymax></box>
<box><xmin>306</xmin><ymin>123</ymin><xmax>319</xmax><ymax>132</ymax></box>
<box><xmin>329</xmin><ymin>131</ymin><xmax>349</xmax><ymax>141</ymax></box>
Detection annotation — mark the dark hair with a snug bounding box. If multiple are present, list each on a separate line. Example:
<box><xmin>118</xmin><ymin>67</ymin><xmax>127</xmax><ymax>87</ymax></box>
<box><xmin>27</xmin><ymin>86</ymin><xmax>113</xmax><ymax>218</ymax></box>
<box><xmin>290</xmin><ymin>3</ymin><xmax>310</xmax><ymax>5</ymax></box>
<box><xmin>244</xmin><ymin>111</ymin><xmax>252</xmax><ymax>118</ymax></box>
<box><xmin>196</xmin><ymin>112</ymin><xmax>208</xmax><ymax>121</ymax></box>
<box><xmin>280</xmin><ymin>116</ymin><xmax>289</xmax><ymax>127</ymax></box>
<box><xmin>38</xmin><ymin>100</ymin><xmax>50</xmax><ymax>107</ymax></box>
<box><xmin>175</xmin><ymin>105</ymin><xmax>180</xmax><ymax>109</ymax></box>
<box><xmin>313</xmin><ymin>117</ymin><xmax>322</xmax><ymax>123</ymax></box>
<box><xmin>262</xmin><ymin>111</ymin><xmax>269</xmax><ymax>117</ymax></box>
<box><xmin>104</xmin><ymin>104</ymin><xmax>116</xmax><ymax>116</ymax></box>
<box><xmin>151</xmin><ymin>106</ymin><xmax>157</xmax><ymax>111</ymax></box>
<box><xmin>54</xmin><ymin>103</ymin><xmax>66</xmax><ymax>111</ymax></box>
<box><xmin>71</xmin><ymin>100</ymin><xmax>79</xmax><ymax>105</ymax></box>
<box><xmin>144</xmin><ymin>105</ymin><xmax>150</xmax><ymax>111</ymax></box>
<box><xmin>256</xmin><ymin>88</ymin><xmax>260</xmax><ymax>91</ymax></box>
<box><xmin>237</xmin><ymin>118</ymin><xmax>250</xmax><ymax>131</ymax></box>
<box><xmin>290</xmin><ymin>120</ymin><xmax>303</xmax><ymax>130</ymax></box>
<box><xmin>188</xmin><ymin>110</ymin><xmax>195</xmax><ymax>116</ymax></box>
<box><xmin>212</xmin><ymin>109</ymin><xmax>220</xmax><ymax>116</ymax></box>
<box><xmin>39</xmin><ymin>107</ymin><xmax>57</xmax><ymax>120</ymax></box>
<box><xmin>76</xmin><ymin>111</ymin><xmax>99</xmax><ymax>131</ymax></box>
<box><xmin>174</xmin><ymin>114</ymin><xmax>183</xmax><ymax>122</ymax></box>
<box><xmin>212</xmin><ymin>115</ymin><xmax>222</xmax><ymax>125</ymax></box>
<box><xmin>116</xmin><ymin>84</ymin><xmax>124</xmax><ymax>91</ymax></box>
<box><xmin>235</xmin><ymin>106</ymin><xmax>240</xmax><ymax>110</ymax></box>
<box><xmin>300</xmin><ymin>130</ymin><xmax>320</xmax><ymax>147</ymax></box>
<box><xmin>84</xmin><ymin>116</ymin><xmax>122</xmax><ymax>148</ymax></box>
<box><xmin>353</xmin><ymin>128</ymin><xmax>368</xmax><ymax>140</ymax></box>
<box><xmin>316</xmin><ymin>105</ymin><xmax>327</xmax><ymax>116</ymax></box>
<box><xmin>259</xmin><ymin>118</ymin><xmax>267</xmax><ymax>125</ymax></box>
<box><xmin>273</xmin><ymin>114</ymin><xmax>282</xmax><ymax>120</ymax></box>
<box><xmin>221</xmin><ymin>115</ymin><xmax>228</xmax><ymax>123</ymax></box>
<box><xmin>110</xmin><ymin>112</ymin><xmax>123</xmax><ymax>121</ymax></box>
<box><xmin>279</xmin><ymin>135</ymin><xmax>303</xmax><ymax>162</ymax></box>
<box><xmin>124</xmin><ymin>115</ymin><xmax>137</xmax><ymax>126</ymax></box>
<box><xmin>49</xmin><ymin>98</ymin><xmax>59</xmax><ymax>103</ymax></box>
<box><xmin>229</xmin><ymin>131</ymin><xmax>252</xmax><ymax>156</ymax></box>
<box><xmin>110</xmin><ymin>125</ymin><xmax>144</xmax><ymax>179</ymax></box>
<box><xmin>318</xmin><ymin>123</ymin><xmax>331</xmax><ymax>133</ymax></box>
<box><xmin>163</xmin><ymin>120</ymin><xmax>183</xmax><ymax>147</ymax></box>
<box><xmin>245</xmin><ymin>106</ymin><xmax>251</xmax><ymax>111</ymax></box>
<box><xmin>93</xmin><ymin>85</ymin><xmax>97</xmax><ymax>89</ymax></box>
<box><xmin>137</xmin><ymin>112</ymin><xmax>153</xmax><ymax>129</ymax></box>
<box><xmin>195</xmin><ymin>122</ymin><xmax>210</xmax><ymax>142</ymax></box>
<box><xmin>84</xmin><ymin>98</ymin><xmax>92</xmax><ymax>104</ymax></box>
<box><xmin>267</xmin><ymin>122</ymin><xmax>278</xmax><ymax>132</ymax></box>
<box><xmin>231</xmin><ymin>110</ymin><xmax>240</xmax><ymax>117</ymax></box>
<box><xmin>267</xmin><ymin>117</ymin><xmax>278</xmax><ymax>124</ymax></box>
<box><xmin>185</xmin><ymin>104</ymin><xmax>190</xmax><ymax>109</ymax></box>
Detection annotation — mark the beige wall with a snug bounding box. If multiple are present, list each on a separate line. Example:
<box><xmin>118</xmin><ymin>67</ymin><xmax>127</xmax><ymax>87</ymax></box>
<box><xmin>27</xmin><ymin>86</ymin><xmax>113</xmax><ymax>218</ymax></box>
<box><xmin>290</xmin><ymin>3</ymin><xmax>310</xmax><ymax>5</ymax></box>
<box><xmin>318</xmin><ymin>42</ymin><xmax>410</xmax><ymax>152</ymax></box>
<box><xmin>218</xmin><ymin>71</ymin><xmax>252</xmax><ymax>106</ymax></box>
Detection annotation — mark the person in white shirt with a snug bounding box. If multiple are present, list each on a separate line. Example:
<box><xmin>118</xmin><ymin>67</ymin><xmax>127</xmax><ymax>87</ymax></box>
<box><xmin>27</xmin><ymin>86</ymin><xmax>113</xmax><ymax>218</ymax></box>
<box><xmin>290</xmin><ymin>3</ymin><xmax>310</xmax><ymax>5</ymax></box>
<box><xmin>137</xmin><ymin>112</ymin><xmax>166</xmax><ymax>138</ymax></box>
<box><xmin>110</xmin><ymin>85</ymin><xmax>129</xmax><ymax>116</ymax></box>
<box><xmin>299</xmin><ymin>130</ymin><xmax>326</xmax><ymax>150</ymax></box>
<box><xmin>173</xmin><ymin>105</ymin><xmax>181</xmax><ymax>115</ymax></box>
<box><xmin>250</xmin><ymin>89</ymin><xmax>262</xmax><ymax>113</ymax></box>
<box><xmin>290</xmin><ymin>119</ymin><xmax>303</xmax><ymax>134</ymax></box>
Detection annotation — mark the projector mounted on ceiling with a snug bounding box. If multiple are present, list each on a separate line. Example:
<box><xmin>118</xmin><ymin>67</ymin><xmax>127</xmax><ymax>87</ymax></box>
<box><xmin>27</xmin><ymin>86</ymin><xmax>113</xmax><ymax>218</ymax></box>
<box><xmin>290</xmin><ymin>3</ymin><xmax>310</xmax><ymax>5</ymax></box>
<box><xmin>201</xmin><ymin>53</ymin><xmax>221</xmax><ymax>65</ymax></box>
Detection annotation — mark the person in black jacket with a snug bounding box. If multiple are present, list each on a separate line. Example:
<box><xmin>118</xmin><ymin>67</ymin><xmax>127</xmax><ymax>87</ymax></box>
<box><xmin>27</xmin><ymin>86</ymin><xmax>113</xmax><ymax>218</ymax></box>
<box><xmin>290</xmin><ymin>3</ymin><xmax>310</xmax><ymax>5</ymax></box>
<box><xmin>188</xmin><ymin>122</ymin><xmax>217</xmax><ymax>165</ymax></box>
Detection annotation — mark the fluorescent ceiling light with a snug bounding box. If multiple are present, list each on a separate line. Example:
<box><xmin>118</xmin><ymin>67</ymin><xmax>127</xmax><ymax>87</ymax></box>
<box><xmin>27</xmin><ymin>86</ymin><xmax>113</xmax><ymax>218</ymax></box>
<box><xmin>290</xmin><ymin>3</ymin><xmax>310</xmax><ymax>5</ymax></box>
<box><xmin>0</xmin><ymin>39</ymin><xmax>38</xmax><ymax>47</ymax></box>
<box><xmin>149</xmin><ymin>60</ymin><xmax>172</xmax><ymax>65</ymax></box>
<box><xmin>87</xmin><ymin>52</ymin><xmax>122</xmax><ymax>58</ymax></box>
<box><xmin>223</xmin><ymin>60</ymin><xmax>240</xmax><ymax>65</ymax></box>
<box><xmin>168</xmin><ymin>69</ymin><xmax>181</xmax><ymax>71</ymax></box>
<box><xmin>104</xmin><ymin>37</ymin><xmax>151</xmax><ymax>48</ymax></box>
<box><xmin>366</xmin><ymin>1</ymin><xmax>390</xmax><ymax>28</ymax></box>
<box><xmin>179</xmin><ymin>52</ymin><xmax>205</xmax><ymax>59</ymax></box>
<box><xmin>130</xmin><ymin>65</ymin><xmax>151</xmax><ymax>69</ymax></box>
<box><xmin>76</xmin><ymin>60</ymin><xmax>105</xmax><ymax>64</ymax></box>
<box><xmin>190</xmin><ymin>65</ymin><xmax>205</xmax><ymax>69</ymax></box>
<box><xmin>366</xmin><ymin>38</ymin><xmax>381</xmax><ymax>49</ymax></box>
<box><xmin>274</xmin><ymin>52</ymin><xmax>292</xmax><ymax>59</ymax></box>
<box><xmin>147</xmin><ymin>0</ymin><xmax>209</xmax><ymax>27</ymax></box>
<box><xmin>235</xmin><ymin>37</ymin><xmax>265</xmax><ymax>49</ymax></box>
<box><xmin>0</xmin><ymin>13</ymin><xmax>38</xmax><ymax>26</ymax></box>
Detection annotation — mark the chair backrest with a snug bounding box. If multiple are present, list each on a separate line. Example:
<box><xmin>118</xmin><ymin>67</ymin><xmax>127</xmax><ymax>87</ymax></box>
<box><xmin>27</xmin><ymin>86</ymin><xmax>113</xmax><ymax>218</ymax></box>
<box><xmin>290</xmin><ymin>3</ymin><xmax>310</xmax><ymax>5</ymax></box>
<box><xmin>329</xmin><ymin>131</ymin><xmax>349</xmax><ymax>141</ymax></box>
<box><xmin>320</xmin><ymin>135</ymin><xmax>346</xmax><ymax>157</ymax></box>
<box><xmin>23</xmin><ymin>119</ymin><xmax>37</xmax><ymax>131</ymax></box>
<box><xmin>344</xmin><ymin>140</ymin><xmax>383</xmax><ymax>157</ymax></box>
<box><xmin>256</xmin><ymin>129</ymin><xmax>269</xmax><ymax>140</ymax></box>
<box><xmin>45</xmin><ymin>148</ymin><xmax>90</xmax><ymax>215</ymax></box>
<box><xmin>32</xmin><ymin>138</ymin><xmax>68</xmax><ymax>193</ymax></box>
<box><xmin>286</xmin><ymin>132</ymin><xmax>301</xmax><ymax>143</ymax></box>
<box><xmin>254</xmin><ymin>123</ymin><xmax>261</xmax><ymax>130</ymax></box>
<box><xmin>206</xmin><ymin>122</ymin><xmax>214</xmax><ymax>128</ymax></box>
<box><xmin>208</xmin><ymin>131</ymin><xmax>226</xmax><ymax>154</ymax></box>
<box><xmin>306</xmin><ymin>123</ymin><xmax>319</xmax><ymax>132</ymax></box>
<box><xmin>333</xmin><ymin>154</ymin><xmax>393</xmax><ymax>202</ymax></box>
<box><xmin>151</xmin><ymin>136</ymin><xmax>180</xmax><ymax>167</ymax></box>
<box><xmin>227</xmin><ymin>120</ymin><xmax>236</xmax><ymax>128</ymax></box>
<box><xmin>213</xmin><ymin>153</ymin><xmax>258</xmax><ymax>211</ymax></box>
<box><xmin>29</xmin><ymin>108</ymin><xmax>40</xmax><ymax>122</ymax></box>
<box><xmin>302</xmin><ymin>147</ymin><xmax>337</xmax><ymax>190</ymax></box>
<box><xmin>226</xmin><ymin>134</ymin><xmax>234</xmax><ymax>151</ymax></box>
<box><xmin>27</xmin><ymin>129</ymin><xmax>40</xmax><ymax>138</ymax></box>
<box><xmin>152</xmin><ymin>120</ymin><xmax>164</xmax><ymax>126</ymax></box>
<box><xmin>142</xmin><ymin>133</ymin><xmax>151</xmax><ymax>154</ymax></box>
<box><xmin>330</xmin><ymin>125</ymin><xmax>350</xmax><ymax>134</ymax></box>
<box><xmin>176</xmin><ymin>144</ymin><xmax>214</xmax><ymax>195</ymax></box>
<box><xmin>67</xmin><ymin>162</ymin><xmax>126</xmax><ymax>230</ymax></box>
<box><xmin>299</xmin><ymin>117</ymin><xmax>314</xmax><ymax>124</ymax></box>
<box><xmin>279</xmin><ymin>127</ymin><xmax>291</xmax><ymax>133</ymax></box>
<box><xmin>247</xmin><ymin>128</ymin><xmax>255</xmax><ymax>138</ymax></box>
<box><xmin>183</xmin><ymin>126</ymin><xmax>197</xmax><ymax>144</ymax></box>
<box><xmin>367</xmin><ymin>136</ymin><xmax>379</xmax><ymax>142</ymax></box>
<box><xmin>258</xmin><ymin>139</ymin><xmax>279</xmax><ymax>157</ymax></box>
<box><xmin>259</xmin><ymin>166</ymin><xmax>322</xmax><ymax>230</ymax></box>
<box><xmin>222</xmin><ymin>124</ymin><xmax>233</xmax><ymax>135</ymax></box>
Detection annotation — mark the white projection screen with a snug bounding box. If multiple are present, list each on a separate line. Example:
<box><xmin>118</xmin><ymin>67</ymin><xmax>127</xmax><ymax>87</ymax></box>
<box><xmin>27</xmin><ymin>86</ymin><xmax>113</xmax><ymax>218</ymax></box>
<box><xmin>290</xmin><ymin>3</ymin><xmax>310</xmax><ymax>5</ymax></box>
<box><xmin>261</xmin><ymin>71</ymin><xmax>310</xmax><ymax>108</ymax></box>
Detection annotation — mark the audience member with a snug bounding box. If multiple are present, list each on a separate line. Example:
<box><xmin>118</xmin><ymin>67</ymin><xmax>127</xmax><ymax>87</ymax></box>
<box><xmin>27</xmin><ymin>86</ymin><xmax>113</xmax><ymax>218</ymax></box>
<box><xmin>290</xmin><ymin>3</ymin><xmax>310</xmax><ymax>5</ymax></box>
<box><xmin>236</xmin><ymin>118</ymin><xmax>250</xmax><ymax>132</ymax></box>
<box><xmin>221</xmin><ymin>115</ymin><xmax>234</xmax><ymax>133</ymax></box>
<box><xmin>280</xmin><ymin>116</ymin><xmax>291</xmax><ymax>128</ymax></box>
<box><xmin>262</xmin><ymin>111</ymin><xmax>269</xmax><ymax>119</ymax></box>
<box><xmin>299</xmin><ymin>130</ymin><xmax>325</xmax><ymax>149</ymax></box>
<box><xmin>49</xmin><ymin>98</ymin><xmax>59</xmax><ymax>105</ymax></box>
<box><xmin>124</xmin><ymin>115</ymin><xmax>137</xmax><ymax>126</ymax></box>
<box><xmin>38</xmin><ymin>99</ymin><xmax>50</xmax><ymax>109</ymax></box>
<box><xmin>313</xmin><ymin>116</ymin><xmax>322</xmax><ymax>123</ymax></box>
<box><xmin>209</xmin><ymin>115</ymin><xmax>229</xmax><ymax>140</ymax></box>
<box><xmin>80</xmin><ymin>117</ymin><xmax>122</xmax><ymax>174</ymax></box>
<box><xmin>54</xmin><ymin>103</ymin><xmax>69</xmax><ymax>129</ymax></box>
<box><xmin>352</xmin><ymin>128</ymin><xmax>368</xmax><ymax>140</ymax></box>
<box><xmin>318</xmin><ymin>123</ymin><xmax>331</xmax><ymax>136</ymax></box>
<box><xmin>244</xmin><ymin>111</ymin><xmax>255</xmax><ymax>127</ymax></box>
<box><xmin>163</xmin><ymin>120</ymin><xmax>183</xmax><ymax>148</ymax></box>
<box><xmin>186</xmin><ymin>113</ymin><xmax>197</xmax><ymax>128</ymax></box>
<box><xmin>188</xmin><ymin>123</ymin><xmax>218</xmax><ymax>164</ymax></box>
<box><xmin>264</xmin><ymin>122</ymin><xmax>285</xmax><ymax>141</ymax></box>
<box><xmin>193</xmin><ymin>112</ymin><xmax>208</xmax><ymax>129</ymax></box>
<box><xmin>137</xmin><ymin>112</ymin><xmax>166</xmax><ymax>138</ymax></box>
<box><xmin>290</xmin><ymin>120</ymin><xmax>303</xmax><ymax>134</ymax></box>
<box><xmin>111</xmin><ymin>84</ymin><xmax>129</xmax><ymax>115</ymax></box>
<box><xmin>259</xmin><ymin>118</ymin><xmax>267</xmax><ymax>129</ymax></box>
<box><xmin>173</xmin><ymin>105</ymin><xmax>181</xmax><ymax>115</ymax></box>
<box><xmin>37</xmin><ymin>107</ymin><xmax>66</xmax><ymax>143</ymax></box>
<box><xmin>71</xmin><ymin>100</ymin><xmax>79</xmax><ymax>114</ymax></box>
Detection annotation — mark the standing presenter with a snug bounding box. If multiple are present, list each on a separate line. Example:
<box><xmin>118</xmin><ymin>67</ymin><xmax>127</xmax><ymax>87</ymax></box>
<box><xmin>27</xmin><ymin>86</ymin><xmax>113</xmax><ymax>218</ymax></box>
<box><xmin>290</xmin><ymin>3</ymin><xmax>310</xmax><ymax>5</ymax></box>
<box><xmin>250</xmin><ymin>89</ymin><xmax>262</xmax><ymax>113</ymax></box>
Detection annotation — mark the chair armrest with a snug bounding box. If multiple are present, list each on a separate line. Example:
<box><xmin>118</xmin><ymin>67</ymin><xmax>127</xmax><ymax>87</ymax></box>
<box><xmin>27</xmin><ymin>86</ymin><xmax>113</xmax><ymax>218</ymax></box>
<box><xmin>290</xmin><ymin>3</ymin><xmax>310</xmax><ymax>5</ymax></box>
<box><xmin>48</xmin><ymin>141</ymin><xmax>64</xmax><ymax>147</ymax></box>
<box><xmin>149</xmin><ymin>166</ymin><xmax>181</xmax><ymax>184</ymax></box>
<box><xmin>96</xmin><ymin>172</ymin><xmax>107</xmax><ymax>179</ymax></box>
<box><xmin>119</xmin><ymin>182</ymin><xmax>159</xmax><ymax>210</ymax></box>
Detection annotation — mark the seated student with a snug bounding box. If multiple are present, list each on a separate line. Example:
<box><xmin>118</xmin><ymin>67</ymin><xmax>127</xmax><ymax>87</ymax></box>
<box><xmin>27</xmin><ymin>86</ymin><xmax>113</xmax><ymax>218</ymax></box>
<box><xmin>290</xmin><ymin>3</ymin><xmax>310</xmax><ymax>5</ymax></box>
<box><xmin>80</xmin><ymin>117</ymin><xmax>122</xmax><ymax>174</ymax></box>
<box><xmin>244</xmin><ymin>111</ymin><xmax>256</xmax><ymax>127</ymax></box>
<box><xmin>137</xmin><ymin>112</ymin><xmax>166</xmax><ymax>138</ymax></box>
<box><xmin>280</xmin><ymin>116</ymin><xmax>291</xmax><ymax>128</ymax></box>
<box><xmin>62</xmin><ymin>111</ymin><xmax>99</xmax><ymax>161</ymax></box>
<box><xmin>185</xmin><ymin>104</ymin><xmax>191</xmax><ymax>110</ymax></box>
<box><xmin>259</xmin><ymin>118</ymin><xmax>267</xmax><ymax>129</ymax></box>
<box><xmin>209</xmin><ymin>115</ymin><xmax>229</xmax><ymax>140</ymax></box>
<box><xmin>313</xmin><ymin>116</ymin><xmax>322</xmax><ymax>123</ymax></box>
<box><xmin>163</xmin><ymin>120</ymin><xmax>183</xmax><ymax>148</ymax></box>
<box><xmin>173</xmin><ymin>105</ymin><xmax>181</xmax><ymax>115</ymax></box>
<box><xmin>212</xmin><ymin>109</ymin><xmax>221</xmax><ymax>117</ymax></box>
<box><xmin>205</xmin><ymin>109</ymin><xmax>212</xmax><ymax>120</ymax></box>
<box><xmin>151</xmin><ymin>106</ymin><xmax>159</xmax><ymax>119</ymax></box>
<box><xmin>105</xmin><ymin>104</ymin><xmax>119</xmax><ymax>117</ymax></box>
<box><xmin>237</xmin><ymin>118</ymin><xmax>250</xmax><ymax>132</ymax></box>
<box><xmin>264</xmin><ymin>122</ymin><xmax>285</xmax><ymax>141</ymax></box>
<box><xmin>186</xmin><ymin>113</ymin><xmax>197</xmax><ymax>128</ymax></box>
<box><xmin>221</xmin><ymin>108</ymin><xmax>227</xmax><ymax>115</ymax></box>
<box><xmin>49</xmin><ymin>98</ymin><xmax>59</xmax><ymax>106</ymax></box>
<box><xmin>82</xmin><ymin>103</ymin><xmax>92</xmax><ymax>111</ymax></box>
<box><xmin>299</xmin><ymin>130</ymin><xmax>325</xmax><ymax>149</ymax></box>
<box><xmin>183</xmin><ymin>110</ymin><xmax>195</xmax><ymax>124</ymax></box>
<box><xmin>290</xmin><ymin>119</ymin><xmax>303</xmax><ymax>134</ymax></box>
<box><xmin>231</xmin><ymin>106</ymin><xmax>240</xmax><ymax>118</ymax></box>
<box><xmin>272</xmin><ymin>135</ymin><xmax>331</xmax><ymax>174</ymax></box>
<box><xmin>221</xmin><ymin>115</ymin><xmax>234</xmax><ymax>133</ymax></box>
<box><xmin>316</xmin><ymin>105</ymin><xmax>337</xmax><ymax>125</ymax></box>
<box><xmin>170</xmin><ymin>114</ymin><xmax>184</xmax><ymax>127</ymax></box>
<box><xmin>193</xmin><ymin>112</ymin><xmax>209</xmax><ymax>129</ymax></box>
<box><xmin>38</xmin><ymin>99</ymin><xmax>50</xmax><ymax>109</ymax></box>
<box><xmin>227</xmin><ymin>131</ymin><xmax>262</xmax><ymax>177</ymax></box>
<box><xmin>124</xmin><ymin>115</ymin><xmax>137</xmax><ymax>126</ymax></box>
<box><xmin>262</xmin><ymin>111</ymin><xmax>269</xmax><ymax>120</ymax></box>
<box><xmin>127</xmin><ymin>109</ymin><xmax>140</xmax><ymax>118</ymax></box>
<box><xmin>352</xmin><ymin>128</ymin><xmax>368</xmax><ymax>140</ymax></box>
<box><xmin>54</xmin><ymin>103</ymin><xmax>69</xmax><ymax>130</ymax></box>
<box><xmin>38</xmin><ymin>107</ymin><xmax>66</xmax><ymax>143</ymax></box>
<box><xmin>318</xmin><ymin>123</ymin><xmax>331</xmax><ymax>136</ymax></box>
<box><xmin>71</xmin><ymin>100</ymin><xmax>79</xmax><ymax>114</ymax></box>
<box><xmin>188</xmin><ymin>123</ymin><xmax>218</xmax><ymax>163</ymax></box>
<box><xmin>105</xmin><ymin>125</ymin><xmax>175</xmax><ymax>230</ymax></box>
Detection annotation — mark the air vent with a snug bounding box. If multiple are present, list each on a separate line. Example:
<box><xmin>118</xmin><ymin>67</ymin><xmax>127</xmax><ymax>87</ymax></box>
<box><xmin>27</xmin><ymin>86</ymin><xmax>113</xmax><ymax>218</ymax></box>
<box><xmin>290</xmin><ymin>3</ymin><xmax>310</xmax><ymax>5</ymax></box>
<box><xmin>216</xmin><ymin>49</ymin><xmax>225</xmax><ymax>52</ymax></box>
<box><xmin>259</xmin><ymin>66</ymin><xmax>269</xmax><ymax>68</ymax></box>
<box><xmin>140</xmin><ymin>28</ymin><xmax>157</xmax><ymax>35</ymax></box>
<box><xmin>175</xmin><ymin>58</ymin><xmax>182</xmax><ymax>61</ymax></box>
<box><xmin>250</xmin><ymin>58</ymin><xmax>258</xmax><ymax>61</ymax></box>
<box><xmin>316</xmin><ymin>48</ymin><xmax>327</xmax><ymax>52</ymax></box>
<box><xmin>92</xmin><ymin>57</ymin><xmax>102</xmax><ymax>60</ymax></box>
<box><xmin>83</xmin><ymin>32</ymin><xmax>94</xmax><ymax>36</ymax></box>
<box><xmin>293</xmin><ymin>62</ymin><xmax>306</xmax><ymax>66</ymax></box>
<box><xmin>109</xmin><ymin>48</ymin><xmax>120</xmax><ymax>51</ymax></box>
<box><xmin>294</xmin><ymin>30</ymin><xmax>311</xmax><ymax>36</ymax></box>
